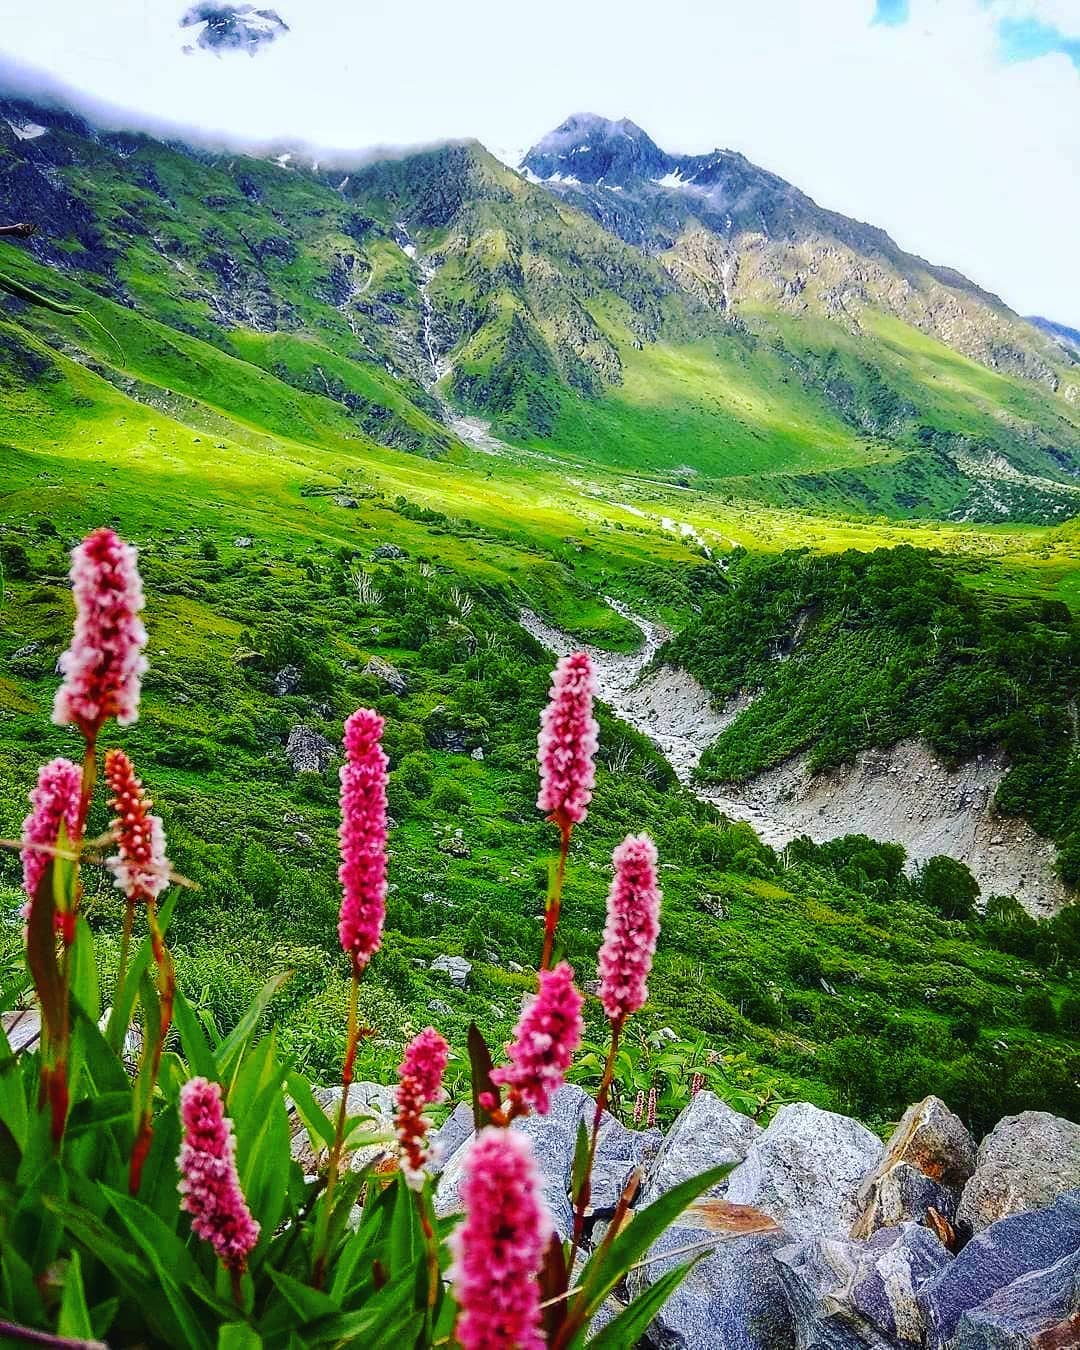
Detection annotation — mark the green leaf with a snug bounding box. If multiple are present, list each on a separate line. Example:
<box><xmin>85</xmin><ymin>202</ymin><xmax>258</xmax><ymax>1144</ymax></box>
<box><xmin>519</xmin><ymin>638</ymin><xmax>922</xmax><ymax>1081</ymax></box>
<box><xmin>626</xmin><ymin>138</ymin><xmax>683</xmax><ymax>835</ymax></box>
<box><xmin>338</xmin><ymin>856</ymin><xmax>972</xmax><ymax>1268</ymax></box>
<box><xmin>65</xmin><ymin>1091</ymin><xmax>131</xmax><ymax>1139</ymax></box>
<box><xmin>585</xmin><ymin>1257</ymin><xmax>702</xmax><ymax>1349</ymax></box>
<box><xmin>215</xmin><ymin>973</ymin><xmax>291</xmax><ymax>1089</ymax></box>
<box><xmin>107</xmin><ymin>891</ymin><xmax>179</xmax><ymax>1053</ymax></box>
<box><xmin>25</xmin><ymin>858</ymin><xmax>65</xmax><ymax>1047</ymax></box>
<box><xmin>57</xmin><ymin>1248</ymin><xmax>94</xmax><ymax>1339</ymax></box>
<box><xmin>0</xmin><ymin>1019</ymin><xmax>29</xmax><ymax>1154</ymax></box>
<box><xmin>571</xmin><ymin>1118</ymin><xmax>590</xmax><ymax>1204</ymax></box>
<box><xmin>265</xmin><ymin>1266</ymin><xmax>339</xmax><ymax>1323</ymax></box>
<box><xmin>388</xmin><ymin>1175</ymin><xmax>418</xmax><ymax>1274</ymax></box>
<box><xmin>172</xmin><ymin>986</ymin><xmax>218</xmax><ymax>1081</ymax></box>
<box><xmin>70</xmin><ymin>915</ymin><xmax>100</xmax><ymax>1023</ymax></box>
<box><xmin>574</xmin><ymin>1163</ymin><xmax>734</xmax><ymax>1325</ymax></box>
<box><xmin>467</xmin><ymin>1022</ymin><xmax>499</xmax><ymax>1130</ymax></box>
<box><xmin>218</xmin><ymin>1325</ymin><xmax>263</xmax><ymax>1350</ymax></box>
<box><xmin>285</xmin><ymin>1069</ymin><xmax>336</xmax><ymax>1152</ymax></box>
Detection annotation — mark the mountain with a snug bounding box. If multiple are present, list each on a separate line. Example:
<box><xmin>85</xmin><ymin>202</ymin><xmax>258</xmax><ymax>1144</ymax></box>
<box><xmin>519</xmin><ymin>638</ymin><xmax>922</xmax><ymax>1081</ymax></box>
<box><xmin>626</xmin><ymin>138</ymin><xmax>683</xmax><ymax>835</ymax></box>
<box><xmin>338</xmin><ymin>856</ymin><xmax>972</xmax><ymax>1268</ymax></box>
<box><xmin>2</xmin><ymin>96</ymin><xmax>1080</xmax><ymax>523</ymax></box>
<box><xmin>1029</xmin><ymin>315</ymin><xmax>1080</xmax><ymax>358</ymax></box>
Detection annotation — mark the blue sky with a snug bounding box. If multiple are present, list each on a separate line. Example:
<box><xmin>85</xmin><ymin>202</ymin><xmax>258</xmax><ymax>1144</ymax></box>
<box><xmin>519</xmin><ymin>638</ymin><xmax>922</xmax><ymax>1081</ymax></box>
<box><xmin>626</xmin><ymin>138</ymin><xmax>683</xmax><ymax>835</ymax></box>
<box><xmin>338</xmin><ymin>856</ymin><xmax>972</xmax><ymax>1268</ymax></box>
<box><xmin>1</xmin><ymin>0</ymin><xmax>1078</xmax><ymax>322</ymax></box>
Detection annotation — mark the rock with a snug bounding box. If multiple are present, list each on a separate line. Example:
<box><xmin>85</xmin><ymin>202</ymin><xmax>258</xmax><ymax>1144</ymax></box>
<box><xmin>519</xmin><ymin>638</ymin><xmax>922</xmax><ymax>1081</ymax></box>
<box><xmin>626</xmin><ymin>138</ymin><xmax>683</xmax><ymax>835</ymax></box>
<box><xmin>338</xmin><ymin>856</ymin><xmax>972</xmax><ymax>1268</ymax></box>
<box><xmin>425</xmin><ymin>708</ymin><xmax>471</xmax><ymax>753</ymax></box>
<box><xmin>430</xmin><ymin>954</ymin><xmax>471</xmax><ymax>988</ymax></box>
<box><xmin>294</xmin><ymin>831</ymin><xmax>314</xmax><ymax>848</ymax></box>
<box><xmin>589</xmin><ymin>1118</ymin><xmax>663</xmax><ymax>1214</ymax></box>
<box><xmin>641</xmin><ymin>1090</ymin><xmax>760</xmax><ymax>1208</ymax></box>
<box><xmin>362</xmin><ymin>655</ymin><xmax>407</xmax><ymax>695</ymax></box>
<box><xmin>917</xmin><ymin>1190</ymin><xmax>1080</xmax><ymax>1347</ymax></box>
<box><xmin>371</xmin><ymin>542</ymin><xmax>405</xmax><ymax>560</ymax></box>
<box><xmin>285</xmin><ymin>724</ymin><xmax>336</xmax><ymax>774</ymax></box>
<box><xmin>429</xmin><ymin>1101</ymin><xmax>474</xmax><ymax>1175</ymax></box>
<box><xmin>471</xmin><ymin>745</ymin><xmax>484</xmax><ymax>760</ymax></box>
<box><xmin>853</xmin><ymin>1096</ymin><xmax>975</xmax><ymax>1238</ymax></box>
<box><xmin>776</xmin><ymin>1222</ymin><xmax>951</xmax><ymax>1348</ymax></box>
<box><xmin>631</xmin><ymin>1227</ymin><xmax>794</xmax><ymax>1350</ymax></box>
<box><xmin>508</xmin><ymin>960</ymin><xmax>524</xmax><ymax>974</ymax></box>
<box><xmin>437</xmin><ymin>836</ymin><xmax>471</xmax><ymax>859</ymax></box>
<box><xmin>272</xmin><ymin>664</ymin><xmax>302</xmax><ymax>696</ymax></box>
<box><xmin>333</xmin><ymin>494</ymin><xmax>359</xmax><ymax>508</ymax></box>
<box><xmin>727</xmin><ymin>1103</ymin><xmax>883</xmax><ymax>1240</ymax></box>
<box><xmin>950</xmin><ymin>1246</ymin><xmax>1080</xmax><ymax>1348</ymax></box>
<box><xmin>10</xmin><ymin>640</ymin><xmax>40</xmax><ymax>660</ymax></box>
<box><xmin>434</xmin><ymin>1085</ymin><xmax>592</xmax><ymax>1238</ymax></box>
<box><xmin>957</xmin><ymin>1111</ymin><xmax>1080</xmax><ymax>1233</ymax></box>
<box><xmin>233</xmin><ymin>536</ymin><xmax>252</xmax><ymax>547</ymax></box>
<box><xmin>290</xmin><ymin>1081</ymin><xmax>396</xmax><ymax>1174</ymax></box>
<box><xmin>427</xmin><ymin>998</ymin><xmax>454</xmax><ymax>1018</ymax></box>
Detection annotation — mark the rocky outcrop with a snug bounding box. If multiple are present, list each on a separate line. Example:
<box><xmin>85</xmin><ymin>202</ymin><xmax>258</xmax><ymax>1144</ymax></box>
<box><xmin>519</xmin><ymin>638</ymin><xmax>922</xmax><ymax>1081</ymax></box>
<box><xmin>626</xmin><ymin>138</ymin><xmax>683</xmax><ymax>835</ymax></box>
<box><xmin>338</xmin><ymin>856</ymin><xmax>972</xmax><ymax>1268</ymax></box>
<box><xmin>918</xmin><ymin>1190</ymin><xmax>1080</xmax><ymax>1347</ymax></box>
<box><xmin>949</xmin><ymin>1246</ymin><xmax>1080</xmax><ymax>1348</ymax></box>
<box><xmin>640</xmin><ymin>1090</ymin><xmax>760</xmax><ymax>1207</ymax></box>
<box><xmin>726</xmin><ymin>1103</ymin><xmax>883</xmax><ymax>1239</ymax></box>
<box><xmin>285</xmin><ymin>724</ymin><xmax>336</xmax><ymax>774</ymax></box>
<box><xmin>853</xmin><ymin>1096</ymin><xmax>976</xmax><ymax>1236</ymax></box>
<box><xmin>956</xmin><ymin>1110</ymin><xmax>1080</xmax><ymax>1233</ymax></box>
<box><xmin>429</xmin><ymin>954</ymin><xmax>471</xmax><ymax>988</ymax></box>
<box><xmin>363</xmin><ymin>655</ymin><xmax>408</xmax><ymax>695</ymax></box>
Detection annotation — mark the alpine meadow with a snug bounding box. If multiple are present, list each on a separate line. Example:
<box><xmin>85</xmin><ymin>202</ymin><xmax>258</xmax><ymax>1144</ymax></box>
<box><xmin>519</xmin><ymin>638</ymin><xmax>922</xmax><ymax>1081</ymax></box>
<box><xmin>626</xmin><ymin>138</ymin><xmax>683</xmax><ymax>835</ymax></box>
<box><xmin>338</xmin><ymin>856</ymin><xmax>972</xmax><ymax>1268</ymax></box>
<box><xmin>0</xmin><ymin>39</ymin><xmax>1079</xmax><ymax>1350</ymax></box>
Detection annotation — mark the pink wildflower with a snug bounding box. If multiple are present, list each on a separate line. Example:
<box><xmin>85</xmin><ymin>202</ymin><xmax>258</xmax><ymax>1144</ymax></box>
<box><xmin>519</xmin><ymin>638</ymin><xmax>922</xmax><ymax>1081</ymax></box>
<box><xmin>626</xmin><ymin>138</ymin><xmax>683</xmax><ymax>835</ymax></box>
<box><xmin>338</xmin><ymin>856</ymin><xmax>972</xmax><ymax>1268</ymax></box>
<box><xmin>633</xmin><ymin>1090</ymin><xmax>645</xmax><ymax>1126</ymax></box>
<box><xmin>492</xmin><ymin>961</ymin><xmax>583</xmax><ymax>1116</ymax></box>
<box><xmin>691</xmin><ymin>1072</ymin><xmax>705</xmax><ymax>1097</ymax></box>
<box><xmin>536</xmin><ymin>651</ymin><xmax>598</xmax><ymax>830</ymax></box>
<box><xmin>103</xmin><ymin>749</ymin><xmax>170</xmax><ymax>902</ymax></box>
<box><xmin>337</xmin><ymin>707</ymin><xmax>389</xmax><ymax>969</ymax></box>
<box><xmin>395</xmin><ymin>1026</ymin><xmax>449</xmax><ymax>1189</ymax></box>
<box><xmin>177</xmin><ymin>1077</ymin><xmax>260</xmax><ymax>1272</ymax></box>
<box><xmin>597</xmin><ymin>833</ymin><xmax>662</xmax><ymax>1023</ymax></box>
<box><xmin>53</xmin><ymin>528</ymin><xmax>147</xmax><ymax>735</ymax></box>
<box><xmin>647</xmin><ymin>1085</ymin><xmax>658</xmax><ymax>1128</ymax></box>
<box><xmin>20</xmin><ymin>758</ymin><xmax>82</xmax><ymax>907</ymax></box>
<box><xmin>451</xmin><ymin>1127</ymin><xmax>552</xmax><ymax>1350</ymax></box>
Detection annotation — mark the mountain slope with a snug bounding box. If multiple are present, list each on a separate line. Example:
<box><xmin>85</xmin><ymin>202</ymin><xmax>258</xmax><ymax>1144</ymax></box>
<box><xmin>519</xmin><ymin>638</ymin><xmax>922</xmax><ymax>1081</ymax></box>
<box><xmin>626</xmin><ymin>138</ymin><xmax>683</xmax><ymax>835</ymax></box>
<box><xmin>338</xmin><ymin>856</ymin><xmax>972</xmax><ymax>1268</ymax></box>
<box><xmin>2</xmin><ymin>96</ymin><xmax>1080</xmax><ymax>524</ymax></box>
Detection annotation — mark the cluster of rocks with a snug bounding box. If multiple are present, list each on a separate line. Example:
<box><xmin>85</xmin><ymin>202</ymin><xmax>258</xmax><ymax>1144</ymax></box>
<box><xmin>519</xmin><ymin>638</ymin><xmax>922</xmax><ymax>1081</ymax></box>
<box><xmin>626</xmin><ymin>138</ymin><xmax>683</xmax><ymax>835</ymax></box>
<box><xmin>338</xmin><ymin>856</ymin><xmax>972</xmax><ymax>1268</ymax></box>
<box><xmin>294</xmin><ymin>1085</ymin><xmax>1080</xmax><ymax>1348</ymax></box>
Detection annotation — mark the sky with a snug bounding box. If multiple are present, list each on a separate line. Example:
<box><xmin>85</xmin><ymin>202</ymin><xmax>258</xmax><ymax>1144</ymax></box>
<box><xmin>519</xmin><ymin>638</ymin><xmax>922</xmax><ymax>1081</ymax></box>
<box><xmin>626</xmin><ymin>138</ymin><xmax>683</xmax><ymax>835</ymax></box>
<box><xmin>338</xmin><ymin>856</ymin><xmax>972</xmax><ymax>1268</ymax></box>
<box><xmin>0</xmin><ymin>0</ymin><xmax>1078</xmax><ymax>323</ymax></box>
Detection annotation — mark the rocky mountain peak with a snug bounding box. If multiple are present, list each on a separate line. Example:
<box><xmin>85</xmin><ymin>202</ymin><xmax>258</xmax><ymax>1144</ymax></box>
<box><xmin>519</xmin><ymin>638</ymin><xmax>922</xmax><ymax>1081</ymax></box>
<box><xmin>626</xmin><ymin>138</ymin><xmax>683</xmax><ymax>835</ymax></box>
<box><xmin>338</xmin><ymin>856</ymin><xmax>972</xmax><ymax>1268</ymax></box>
<box><xmin>522</xmin><ymin>111</ymin><xmax>671</xmax><ymax>187</ymax></box>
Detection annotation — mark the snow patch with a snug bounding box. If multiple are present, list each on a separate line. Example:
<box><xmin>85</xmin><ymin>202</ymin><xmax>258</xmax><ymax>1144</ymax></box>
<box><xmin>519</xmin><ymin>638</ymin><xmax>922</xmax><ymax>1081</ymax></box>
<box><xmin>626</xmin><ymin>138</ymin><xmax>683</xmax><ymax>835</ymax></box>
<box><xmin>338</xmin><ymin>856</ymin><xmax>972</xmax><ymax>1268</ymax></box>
<box><xmin>4</xmin><ymin>117</ymin><xmax>47</xmax><ymax>141</ymax></box>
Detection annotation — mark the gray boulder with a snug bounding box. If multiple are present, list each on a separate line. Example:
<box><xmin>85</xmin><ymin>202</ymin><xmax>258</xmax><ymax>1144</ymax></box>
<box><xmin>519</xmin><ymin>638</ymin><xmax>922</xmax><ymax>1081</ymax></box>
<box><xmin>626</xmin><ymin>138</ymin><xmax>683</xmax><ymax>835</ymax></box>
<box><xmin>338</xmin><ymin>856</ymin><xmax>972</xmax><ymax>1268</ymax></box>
<box><xmin>917</xmin><ymin>1189</ymin><xmax>1080</xmax><ymax>1347</ymax></box>
<box><xmin>272</xmin><ymin>664</ymin><xmax>302</xmax><ymax>696</ymax></box>
<box><xmin>950</xmin><ymin>1246</ymin><xmax>1080</xmax><ymax>1348</ymax></box>
<box><xmin>727</xmin><ymin>1103</ymin><xmax>883</xmax><ymax>1239</ymax></box>
<box><xmin>429</xmin><ymin>1100</ymin><xmax>474</xmax><ymax>1176</ymax></box>
<box><xmin>430</xmin><ymin>954</ymin><xmax>471</xmax><ymax>988</ymax></box>
<box><xmin>290</xmin><ymin>1081</ymin><xmax>396</xmax><ymax>1174</ymax></box>
<box><xmin>434</xmin><ymin>1084</ymin><xmax>592</xmax><ymax>1238</ymax></box>
<box><xmin>285</xmin><ymin>724</ymin><xmax>336</xmax><ymax>774</ymax></box>
<box><xmin>853</xmin><ymin>1096</ymin><xmax>975</xmax><ymax>1237</ymax></box>
<box><xmin>363</xmin><ymin>655</ymin><xmax>408</xmax><ymax>695</ymax></box>
<box><xmin>776</xmin><ymin>1223</ymin><xmax>951</xmax><ymax>1348</ymax></box>
<box><xmin>957</xmin><ymin>1110</ymin><xmax>1080</xmax><ymax>1233</ymax></box>
<box><xmin>588</xmin><ymin>1117</ymin><xmax>663</xmax><ymax>1214</ymax></box>
<box><xmin>641</xmin><ymin>1090</ymin><xmax>760</xmax><ymax>1208</ymax></box>
<box><xmin>631</xmin><ymin>1227</ymin><xmax>794</xmax><ymax>1350</ymax></box>
<box><xmin>371</xmin><ymin>542</ymin><xmax>406</xmax><ymax>560</ymax></box>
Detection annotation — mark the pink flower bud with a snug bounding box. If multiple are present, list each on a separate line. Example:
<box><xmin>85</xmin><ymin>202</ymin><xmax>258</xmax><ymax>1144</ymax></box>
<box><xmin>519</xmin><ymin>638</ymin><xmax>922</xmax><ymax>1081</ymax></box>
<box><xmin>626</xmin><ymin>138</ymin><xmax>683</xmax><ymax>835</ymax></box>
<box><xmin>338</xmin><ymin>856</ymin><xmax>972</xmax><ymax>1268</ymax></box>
<box><xmin>20</xmin><ymin>758</ymin><xmax>81</xmax><ymax>907</ymax></box>
<box><xmin>395</xmin><ymin>1026</ymin><xmax>449</xmax><ymax>1189</ymax></box>
<box><xmin>450</xmin><ymin>1127</ymin><xmax>552</xmax><ymax>1350</ymax></box>
<box><xmin>537</xmin><ymin>652</ymin><xmax>598</xmax><ymax>830</ymax></box>
<box><xmin>597</xmin><ymin>833</ymin><xmax>662</xmax><ymax>1023</ymax></box>
<box><xmin>338</xmin><ymin>707</ymin><xmax>388</xmax><ymax>969</ymax></box>
<box><xmin>103</xmin><ymin>749</ymin><xmax>170</xmax><ymax>902</ymax></box>
<box><xmin>53</xmin><ymin>528</ymin><xmax>147</xmax><ymax>735</ymax></box>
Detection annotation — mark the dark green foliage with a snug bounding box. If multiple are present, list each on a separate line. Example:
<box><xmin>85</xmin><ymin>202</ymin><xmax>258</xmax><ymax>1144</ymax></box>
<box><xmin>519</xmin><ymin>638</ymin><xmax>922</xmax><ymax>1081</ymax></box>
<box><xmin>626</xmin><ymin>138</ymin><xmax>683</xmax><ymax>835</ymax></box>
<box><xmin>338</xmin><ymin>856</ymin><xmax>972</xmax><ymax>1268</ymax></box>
<box><xmin>917</xmin><ymin>856</ymin><xmax>981</xmax><ymax>921</ymax></box>
<box><xmin>667</xmin><ymin>546</ymin><xmax>1080</xmax><ymax>876</ymax></box>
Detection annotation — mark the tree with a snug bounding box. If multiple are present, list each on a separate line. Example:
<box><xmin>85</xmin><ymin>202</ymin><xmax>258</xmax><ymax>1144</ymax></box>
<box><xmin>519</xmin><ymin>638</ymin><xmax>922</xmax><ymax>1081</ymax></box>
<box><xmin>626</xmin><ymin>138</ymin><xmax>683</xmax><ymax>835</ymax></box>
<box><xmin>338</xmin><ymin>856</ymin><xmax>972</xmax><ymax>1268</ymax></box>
<box><xmin>917</xmin><ymin>855</ymin><xmax>980</xmax><ymax>921</ymax></box>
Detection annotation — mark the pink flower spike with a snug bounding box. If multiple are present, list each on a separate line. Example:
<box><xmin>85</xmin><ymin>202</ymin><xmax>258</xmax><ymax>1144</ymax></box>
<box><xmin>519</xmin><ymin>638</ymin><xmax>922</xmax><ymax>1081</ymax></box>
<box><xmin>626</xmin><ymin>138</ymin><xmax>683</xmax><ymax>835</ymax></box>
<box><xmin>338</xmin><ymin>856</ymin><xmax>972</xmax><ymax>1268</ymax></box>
<box><xmin>537</xmin><ymin>651</ymin><xmax>598</xmax><ymax>830</ymax></box>
<box><xmin>20</xmin><ymin>758</ymin><xmax>82</xmax><ymax>908</ymax></box>
<box><xmin>177</xmin><ymin>1077</ymin><xmax>260</xmax><ymax>1272</ymax></box>
<box><xmin>103</xmin><ymin>749</ymin><xmax>171</xmax><ymax>903</ymax></box>
<box><xmin>450</xmin><ymin>1127</ymin><xmax>552</xmax><ymax>1350</ymax></box>
<box><xmin>337</xmin><ymin>707</ymin><xmax>389</xmax><ymax>970</ymax></box>
<box><xmin>597</xmin><ymin>833</ymin><xmax>662</xmax><ymax>1023</ymax></box>
<box><xmin>53</xmin><ymin>528</ymin><xmax>148</xmax><ymax>736</ymax></box>
<box><xmin>491</xmin><ymin>961</ymin><xmax>583</xmax><ymax>1116</ymax></box>
<box><xmin>395</xmin><ymin>1026</ymin><xmax>449</xmax><ymax>1189</ymax></box>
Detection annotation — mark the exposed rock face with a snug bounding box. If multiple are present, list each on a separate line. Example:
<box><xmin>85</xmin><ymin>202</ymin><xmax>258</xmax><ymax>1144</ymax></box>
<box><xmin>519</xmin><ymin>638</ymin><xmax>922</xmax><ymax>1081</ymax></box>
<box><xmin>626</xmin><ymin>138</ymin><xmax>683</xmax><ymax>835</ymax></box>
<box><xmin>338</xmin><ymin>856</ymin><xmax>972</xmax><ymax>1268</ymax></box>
<box><xmin>429</xmin><ymin>954</ymin><xmax>471</xmax><ymax>988</ymax></box>
<box><xmin>917</xmin><ymin>1190</ymin><xmax>1080</xmax><ymax>1346</ymax></box>
<box><xmin>589</xmin><ymin>1117</ymin><xmax>662</xmax><ymax>1213</ymax></box>
<box><xmin>640</xmin><ymin>1090</ymin><xmax>761</xmax><ymax>1207</ymax></box>
<box><xmin>363</xmin><ymin>655</ymin><xmax>408</xmax><ymax>695</ymax></box>
<box><xmin>726</xmin><ymin>1103</ymin><xmax>884</xmax><ymax>1239</ymax></box>
<box><xmin>632</xmin><ymin>1227</ymin><xmax>795</xmax><ymax>1350</ymax></box>
<box><xmin>284</xmin><ymin>724</ymin><xmax>336</xmax><ymax>774</ymax></box>
<box><xmin>853</xmin><ymin>1096</ymin><xmax>976</xmax><ymax>1236</ymax></box>
<box><xmin>957</xmin><ymin>1111</ymin><xmax>1080</xmax><ymax>1233</ymax></box>
<box><xmin>776</xmin><ymin>1223</ymin><xmax>951</xmax><ymax>1349</ymax></box>
<box><xmin>272</xmin><ymin>664</ymin><xmax>302</xmax><ymax>696</ymax></box>
<box><xmin>950</xmin><ymin>1246</ymin><xmax>1080</xmax><ymax>1348</ymax></box>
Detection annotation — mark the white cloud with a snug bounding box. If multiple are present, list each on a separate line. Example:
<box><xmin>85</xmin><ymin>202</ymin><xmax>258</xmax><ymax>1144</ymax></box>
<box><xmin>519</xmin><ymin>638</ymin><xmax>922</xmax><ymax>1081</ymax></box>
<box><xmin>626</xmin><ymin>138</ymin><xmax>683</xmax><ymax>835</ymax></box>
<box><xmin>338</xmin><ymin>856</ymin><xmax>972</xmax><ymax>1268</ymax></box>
<box><xmin>0</xmin><ymin>0</ymin><xmax>1077</xmax><ymax>322</ymax></box>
